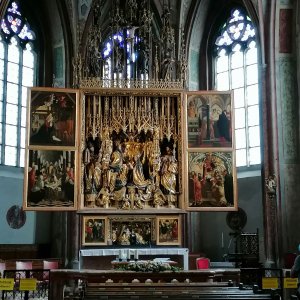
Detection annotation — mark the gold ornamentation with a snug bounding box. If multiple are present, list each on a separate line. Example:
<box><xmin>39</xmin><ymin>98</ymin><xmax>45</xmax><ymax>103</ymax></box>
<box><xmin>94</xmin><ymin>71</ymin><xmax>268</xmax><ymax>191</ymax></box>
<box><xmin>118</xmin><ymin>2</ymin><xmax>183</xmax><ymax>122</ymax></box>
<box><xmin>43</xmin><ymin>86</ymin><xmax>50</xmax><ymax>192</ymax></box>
<box><xmin>80</xmin><ymin>90</ymin><xmax>182</xmax><ymax>210</ymax></box>
<box><xmin>79</xmin><ymin>78</ymin><xmax>184</xmax><ymax>90</ymax></box>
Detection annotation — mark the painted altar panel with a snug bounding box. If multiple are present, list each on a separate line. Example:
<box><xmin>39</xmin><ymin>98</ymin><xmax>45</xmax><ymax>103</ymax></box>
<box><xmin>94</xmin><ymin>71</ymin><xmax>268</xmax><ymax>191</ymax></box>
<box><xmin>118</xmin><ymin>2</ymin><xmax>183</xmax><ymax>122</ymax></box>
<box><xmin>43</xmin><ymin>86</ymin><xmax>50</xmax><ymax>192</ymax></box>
<box><xmin>28</xmin><ymin>87</ymin><xmax>79</xmax><ymax>148</ymax></box>
<box><xmin>184</xmin><ymin>91</ymin><xmax>238</xmax><ymax>211</ymax></box>
<box><xmin>186</xmin><ymin>91</ymin><xmax>233</xmax><ymax>148</ymax></box>
<box><xmin>23</xmin><ymin>148</ymin><xmax>78</xmax><ymax>210</ymax></box>
<box><xmin>186</xmin><ymin>150</ymin><xmax>237</xmax><ymax>210</ymax></box>
<box><xmin>23</xmin><ymin>87</ymin><xmax>79</xmax><ymax>211</ymax></box>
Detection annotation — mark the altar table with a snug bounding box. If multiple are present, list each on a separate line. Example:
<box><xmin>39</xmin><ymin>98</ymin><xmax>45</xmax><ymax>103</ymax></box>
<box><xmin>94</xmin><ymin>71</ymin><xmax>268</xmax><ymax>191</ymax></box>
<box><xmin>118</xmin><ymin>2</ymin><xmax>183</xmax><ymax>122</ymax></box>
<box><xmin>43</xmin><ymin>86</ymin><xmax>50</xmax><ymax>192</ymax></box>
<box><xmin>79</xmin><ymin>248</ymin><xmax>189</xmax><ymax>270</ymax></box>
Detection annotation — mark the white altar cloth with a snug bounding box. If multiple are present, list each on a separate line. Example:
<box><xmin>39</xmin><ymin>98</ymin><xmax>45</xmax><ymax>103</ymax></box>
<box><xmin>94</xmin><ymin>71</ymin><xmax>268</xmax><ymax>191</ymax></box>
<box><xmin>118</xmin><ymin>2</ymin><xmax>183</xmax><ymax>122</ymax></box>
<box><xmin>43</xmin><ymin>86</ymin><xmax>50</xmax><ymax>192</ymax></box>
<box><xmin>79</xmin><ymin>248</ymin><xmax>189</xmax><ymax>270</ymax></box>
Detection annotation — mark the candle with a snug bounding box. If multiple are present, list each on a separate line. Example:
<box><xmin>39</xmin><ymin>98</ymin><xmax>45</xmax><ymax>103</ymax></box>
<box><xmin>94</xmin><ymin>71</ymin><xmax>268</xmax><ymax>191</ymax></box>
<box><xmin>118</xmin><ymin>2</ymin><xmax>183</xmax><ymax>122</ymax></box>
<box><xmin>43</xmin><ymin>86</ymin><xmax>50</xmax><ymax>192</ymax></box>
<box><xmin>127</xmin><ymin>249</ymin><xmax>131</xmax><ymax>261</ymax></box>
<box><xmin>134</xmin><ymin>250</ymin><xmax>139</xmax><ymax>261</ymax></box>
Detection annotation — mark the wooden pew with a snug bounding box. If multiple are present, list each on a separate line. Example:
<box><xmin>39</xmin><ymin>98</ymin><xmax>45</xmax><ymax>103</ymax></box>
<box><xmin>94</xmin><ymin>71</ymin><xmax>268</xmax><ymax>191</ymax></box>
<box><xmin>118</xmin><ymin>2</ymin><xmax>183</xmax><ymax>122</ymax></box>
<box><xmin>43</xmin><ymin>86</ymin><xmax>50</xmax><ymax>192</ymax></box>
<box><xmin>50</xmin><ymin>269</ymin><xmax>241</xmax><ymax>299</ymax></box>
<box><xmin>49</xmin><ymin>269</ymin><xmax>282</xmax><ymax>300</ymax></box>
<box><xmin>84</xmin><ymin>283</ymin><xmax>275</xmax><ymax>300</ymax></box>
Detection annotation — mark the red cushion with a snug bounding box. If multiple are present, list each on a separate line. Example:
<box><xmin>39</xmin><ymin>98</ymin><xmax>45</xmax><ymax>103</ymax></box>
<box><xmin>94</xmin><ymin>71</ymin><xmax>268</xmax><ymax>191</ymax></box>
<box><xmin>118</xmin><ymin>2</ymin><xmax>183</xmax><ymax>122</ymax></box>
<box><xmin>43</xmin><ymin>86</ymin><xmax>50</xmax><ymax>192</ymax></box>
<box><xmin>196</xmin><ymin>258</ymin><xmax>210</xmax><ymax>269</ymax></box>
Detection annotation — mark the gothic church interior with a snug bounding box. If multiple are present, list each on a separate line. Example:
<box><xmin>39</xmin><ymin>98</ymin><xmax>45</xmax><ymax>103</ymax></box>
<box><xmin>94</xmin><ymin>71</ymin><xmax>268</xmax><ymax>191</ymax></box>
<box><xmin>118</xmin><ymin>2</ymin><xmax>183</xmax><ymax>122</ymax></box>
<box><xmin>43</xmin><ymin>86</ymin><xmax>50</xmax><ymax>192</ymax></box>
<box><xmin>0</xmin><ymin>0</ymin><xmax>299</xmax><ymax>277</ymax></box>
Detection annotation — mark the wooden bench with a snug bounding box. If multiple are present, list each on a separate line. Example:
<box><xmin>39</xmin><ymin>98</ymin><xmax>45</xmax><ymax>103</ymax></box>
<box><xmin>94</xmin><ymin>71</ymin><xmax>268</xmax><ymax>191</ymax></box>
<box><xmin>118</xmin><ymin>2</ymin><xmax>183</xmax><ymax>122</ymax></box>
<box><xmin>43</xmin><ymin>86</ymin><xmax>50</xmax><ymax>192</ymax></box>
<box><xmin>84</xmin><ymin>283</ymin><xmax>276</xmax><ymax>300</ymax></box>
<box><xmin>48</xmin><ymin>269</ymin><xmax>283</xmax><ymax>300</ymax></box>
<box><xmin>49</xmin><ymin>269</ymin><xmax>241</xmax><ymax>299</ymax></box>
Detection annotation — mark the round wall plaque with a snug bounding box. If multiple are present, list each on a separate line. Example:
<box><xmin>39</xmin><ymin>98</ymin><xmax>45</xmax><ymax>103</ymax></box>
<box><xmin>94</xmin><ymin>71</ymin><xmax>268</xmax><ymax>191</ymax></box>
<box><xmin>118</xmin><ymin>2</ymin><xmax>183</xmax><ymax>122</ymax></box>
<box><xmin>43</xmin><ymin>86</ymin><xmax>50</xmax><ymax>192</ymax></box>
<box><xmin>226</xmin><ymin>207</ymin><xmax>247</xmax><ymax>231</ymax></box>
<box><xmin>6</xmin><ymin>205</ymin><xmax>26</xmax><ymax>229</ymax></box>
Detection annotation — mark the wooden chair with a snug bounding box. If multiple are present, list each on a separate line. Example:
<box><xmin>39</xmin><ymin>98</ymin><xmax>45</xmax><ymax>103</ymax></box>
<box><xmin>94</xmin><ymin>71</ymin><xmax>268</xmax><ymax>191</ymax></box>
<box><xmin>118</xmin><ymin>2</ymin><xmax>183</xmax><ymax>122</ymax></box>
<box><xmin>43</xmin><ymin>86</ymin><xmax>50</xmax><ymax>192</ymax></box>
<box><xmin>43</xmin><ymin>260</ymin><xmax>59</xmax><ymax>280</ymax></box>
<box><xmin>196</xmin><ymin>257</ymin><xmax>210</xmax><ymax>269</ymax></box>
<box><xmin>16</xmin><ymin>261</ymin><xmax>33</xmax><ymax>270</ymax></box>
<box><xmin>15</xmin><ymin>261</ymin><xmax>33</xmax><ymax>280</ymax></box>
<box><xmin>43</xmin><ymin>260</ymin><xmax>59</xmax><ymax>270</ymax></box>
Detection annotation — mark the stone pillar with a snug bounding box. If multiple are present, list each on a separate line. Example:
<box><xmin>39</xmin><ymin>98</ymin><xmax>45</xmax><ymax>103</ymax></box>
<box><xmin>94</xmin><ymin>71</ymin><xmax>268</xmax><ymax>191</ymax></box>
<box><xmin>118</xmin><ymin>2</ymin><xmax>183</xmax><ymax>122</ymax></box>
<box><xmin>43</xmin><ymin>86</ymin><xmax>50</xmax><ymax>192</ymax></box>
<box><xmin>275</xmin><ymin>0</ymin><xmax>300</xmax><ymax>260</ymax></box>
<box><xmin>259</xmin><ymin>0</ymin><xmax>280</xmax><ymax>266</ymax></box>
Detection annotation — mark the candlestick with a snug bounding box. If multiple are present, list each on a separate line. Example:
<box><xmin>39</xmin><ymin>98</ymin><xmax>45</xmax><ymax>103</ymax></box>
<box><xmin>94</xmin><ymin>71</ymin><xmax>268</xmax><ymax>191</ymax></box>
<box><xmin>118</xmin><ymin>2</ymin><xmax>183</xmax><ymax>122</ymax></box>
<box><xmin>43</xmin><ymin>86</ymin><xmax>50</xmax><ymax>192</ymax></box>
<box><xmin>134</xmin><ymin>249</ymin><xmax>139</xmax><ymax>261</ymax></box>
<box><xmin>127</xmin><ymin>249</ymin><xmax>131</xmax><ymax>261</ymax></box>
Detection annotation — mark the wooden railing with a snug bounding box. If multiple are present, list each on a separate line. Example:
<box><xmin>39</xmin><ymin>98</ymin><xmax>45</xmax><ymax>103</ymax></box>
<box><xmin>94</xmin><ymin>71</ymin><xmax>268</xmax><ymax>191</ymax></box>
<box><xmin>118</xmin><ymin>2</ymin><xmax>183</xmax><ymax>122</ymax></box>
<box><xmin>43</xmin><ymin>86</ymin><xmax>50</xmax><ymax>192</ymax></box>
<box><xmin>1</xmin><ymin>269</ymin><xmax>50</xmax><ymax>300</ymax></box>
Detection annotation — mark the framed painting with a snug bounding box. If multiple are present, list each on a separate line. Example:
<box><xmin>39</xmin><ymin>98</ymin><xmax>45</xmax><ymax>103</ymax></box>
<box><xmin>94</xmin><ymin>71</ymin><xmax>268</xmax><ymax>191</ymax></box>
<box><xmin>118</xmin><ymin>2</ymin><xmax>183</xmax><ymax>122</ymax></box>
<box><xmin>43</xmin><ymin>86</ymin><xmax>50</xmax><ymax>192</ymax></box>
<box><xmin>186</xmin><ymin>91</ymin><xmax>233</xmax><ymax>148</ymax></box>
<box><xmin>23</xmin><ymin>149</ymin><xmax>77</xmax><ymax>211</ymax></box>
<box><xmin>109</xmin><ymin>216</ymin><xmax>155</xmax><ymax>246</ymax></box>
<box><xmin>28</xmin><ymin>87</ymin><xmax>79</xmax><ymax>147</ymax></box>
<box><xmin>156</xmin><ymin>216</ymin><xmax>181</xmax><ymax>245</ymax></box>
<box><xmin>186</xmin><ymin>150</ymin><xmax>237</xmax><ymax>211</ymax></box>
<box><xmin>82</xmin><ymin>216</ymin><xmax>107</xmax><ymax>246</ymax></box>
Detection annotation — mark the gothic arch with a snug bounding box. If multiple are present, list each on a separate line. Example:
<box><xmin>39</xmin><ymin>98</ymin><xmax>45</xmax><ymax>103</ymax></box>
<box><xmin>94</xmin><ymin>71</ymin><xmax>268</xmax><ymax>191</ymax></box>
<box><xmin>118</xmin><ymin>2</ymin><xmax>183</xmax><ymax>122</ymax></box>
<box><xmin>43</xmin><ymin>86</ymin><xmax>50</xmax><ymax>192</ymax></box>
<box><xmin>186</xmin><ymin>0</ymin><xmax>260</xmax><ymax>90</ymax></box>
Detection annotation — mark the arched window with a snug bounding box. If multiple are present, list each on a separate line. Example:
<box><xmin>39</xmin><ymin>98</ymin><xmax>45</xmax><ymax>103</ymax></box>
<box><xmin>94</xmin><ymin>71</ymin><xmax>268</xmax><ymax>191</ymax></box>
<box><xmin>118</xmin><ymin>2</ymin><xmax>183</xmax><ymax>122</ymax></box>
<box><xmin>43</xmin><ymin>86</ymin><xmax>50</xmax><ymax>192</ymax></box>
<box><xmin>213</xmin><ymin>8</ymin><xmax>260</xmax><ymax>167</ymax></box>
<box><xmin>0</xmin><ymin>1</ymin><xmax>36</xmax><ymax>167</ymax></box>
<box><xmin>101</xmin><ymin>29</ymin><xmax>148</xmax><ymax>81</ymax></box>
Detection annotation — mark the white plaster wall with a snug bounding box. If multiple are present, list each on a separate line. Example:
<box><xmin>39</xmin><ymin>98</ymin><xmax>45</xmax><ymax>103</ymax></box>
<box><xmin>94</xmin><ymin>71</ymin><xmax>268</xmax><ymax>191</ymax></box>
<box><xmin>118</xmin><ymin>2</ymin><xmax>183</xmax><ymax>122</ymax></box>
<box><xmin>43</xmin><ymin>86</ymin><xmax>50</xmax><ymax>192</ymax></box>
<box><xmin>0</xmin><ymin>167</ymin><xmax>36</xmax><ymax>243</ymax></box>
<box><xmin>195</xmin><ymin>175</ymin><xmax>264</xmax><ymax>263</ymax></box>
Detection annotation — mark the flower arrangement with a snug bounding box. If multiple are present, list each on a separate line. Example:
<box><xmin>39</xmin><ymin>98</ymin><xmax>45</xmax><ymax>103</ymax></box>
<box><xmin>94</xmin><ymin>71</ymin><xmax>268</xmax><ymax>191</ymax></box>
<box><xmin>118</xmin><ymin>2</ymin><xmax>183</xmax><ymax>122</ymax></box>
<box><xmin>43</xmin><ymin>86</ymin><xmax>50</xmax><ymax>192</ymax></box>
<box><xmin>115</xmin><ymin>261</ymin><xmax>181</xmax><ymax>272</ymax></box>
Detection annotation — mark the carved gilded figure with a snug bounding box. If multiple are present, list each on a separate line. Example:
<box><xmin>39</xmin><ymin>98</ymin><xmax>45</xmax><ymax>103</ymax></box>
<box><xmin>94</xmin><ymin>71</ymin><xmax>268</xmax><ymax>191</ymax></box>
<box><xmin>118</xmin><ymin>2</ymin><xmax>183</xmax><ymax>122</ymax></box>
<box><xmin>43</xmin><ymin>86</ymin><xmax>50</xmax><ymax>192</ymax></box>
<box><xmin>82</xmin><ymin>94</ymin><xmax>180</xmax><ymax>210</ymax></box>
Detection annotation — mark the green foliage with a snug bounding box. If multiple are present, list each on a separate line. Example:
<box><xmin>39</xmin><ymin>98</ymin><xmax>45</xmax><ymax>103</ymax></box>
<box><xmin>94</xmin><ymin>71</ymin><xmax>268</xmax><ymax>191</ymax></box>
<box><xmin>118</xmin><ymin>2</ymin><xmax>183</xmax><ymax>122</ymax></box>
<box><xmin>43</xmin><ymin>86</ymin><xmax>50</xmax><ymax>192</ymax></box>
<box><xmin>115</xmin><ymin>261</ymin><xmax>182</xmax><ymax>272</ymax></box>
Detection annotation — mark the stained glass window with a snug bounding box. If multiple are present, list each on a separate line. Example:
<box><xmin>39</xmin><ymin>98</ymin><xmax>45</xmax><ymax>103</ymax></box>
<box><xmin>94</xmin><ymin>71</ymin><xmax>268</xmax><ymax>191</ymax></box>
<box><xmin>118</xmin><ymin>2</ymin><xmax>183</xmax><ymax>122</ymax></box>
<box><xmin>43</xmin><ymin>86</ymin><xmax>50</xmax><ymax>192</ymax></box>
<box><xmin>214</xmin><ymin>8</ymin><xmax>260</xmax><ymax>167</ymax></box>
<box><xmin>101</xmin><ymin>30</ymin><xmax>147</xmax><ymax>81</ymax></box>
<box><xmin>1</xmin><ymin>1</ymin><xmax>35</xmax><ymax>42</ymax></box>
<box><xmin>0</xmin><ymin>1</ymin><xmax>36</xmax><ymax>167</ymax></box>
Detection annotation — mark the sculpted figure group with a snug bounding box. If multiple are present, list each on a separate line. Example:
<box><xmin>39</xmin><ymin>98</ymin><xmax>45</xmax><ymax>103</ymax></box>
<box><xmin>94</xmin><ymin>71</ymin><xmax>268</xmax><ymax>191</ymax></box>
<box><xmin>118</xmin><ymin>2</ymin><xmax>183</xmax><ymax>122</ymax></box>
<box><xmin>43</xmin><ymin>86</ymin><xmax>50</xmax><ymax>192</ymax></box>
<box><xmin>83</xmin><ymin>128</ymin><xmax>178</xmax><ymax>209</ymax></box>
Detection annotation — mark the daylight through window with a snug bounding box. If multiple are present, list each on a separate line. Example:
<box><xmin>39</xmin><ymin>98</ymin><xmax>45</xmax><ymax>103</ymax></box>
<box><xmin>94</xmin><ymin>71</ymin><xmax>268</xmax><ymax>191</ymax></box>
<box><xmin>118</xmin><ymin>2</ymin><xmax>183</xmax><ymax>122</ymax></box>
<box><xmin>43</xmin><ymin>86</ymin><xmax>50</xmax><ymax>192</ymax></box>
<box><xmin>214</xmin><ymin>8</ymin><xmax>260</xmax><ymax>167</ymax></box>
<box><xmin>0</xmin><ymin>1</ymin><xmax>36</xmax><ymax>167</ymax></box>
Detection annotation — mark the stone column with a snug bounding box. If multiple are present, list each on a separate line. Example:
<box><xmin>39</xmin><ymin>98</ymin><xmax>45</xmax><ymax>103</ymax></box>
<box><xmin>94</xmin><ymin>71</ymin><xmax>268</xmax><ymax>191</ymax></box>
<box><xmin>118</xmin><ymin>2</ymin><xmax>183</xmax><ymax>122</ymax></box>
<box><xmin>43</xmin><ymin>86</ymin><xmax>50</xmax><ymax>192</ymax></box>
<box><xmin>259</xmin><ymin>0</ymin><xmax>280</xmax><ymax>266</ymax></box>
<box><xmin>275</xmin><ymin>0</ymin><xmax>300</xmax><ymax>259</ymax></box>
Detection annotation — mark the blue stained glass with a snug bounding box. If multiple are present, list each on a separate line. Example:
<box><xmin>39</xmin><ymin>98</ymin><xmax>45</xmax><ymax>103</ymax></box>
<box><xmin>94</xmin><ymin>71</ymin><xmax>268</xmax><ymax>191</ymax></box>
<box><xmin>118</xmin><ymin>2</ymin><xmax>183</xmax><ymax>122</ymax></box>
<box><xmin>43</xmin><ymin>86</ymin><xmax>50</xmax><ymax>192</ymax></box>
<box><xmin>241</xmin><ymin>24</ymin><xmax>255</xmax><ymax>41</ymax></box>
<box><xmin>114</xmin><ymin>34</ymin><xmax>123</xmax><ymax>43</ymax></box>
<box><xmin>103</xmin><ymin>32</ymin><xmax>126</xmax><ymax>58</ymax></box>
<box><xmin>216</xmin><ymin>30</ymin><xmax>233</xmax><ymax>47</ymax></box>
<box><xmin>103</xmin><ymin>42</ymin><xmax>112</xmax><ymax>57</ymax></box>
<box><xmin>228</xmin><ymin>22</ymin><xmax>245</xmax><ymax>40</ymax></box>
<box><xmin>18</xmin><ymin>24</ymin><xmax>35</xmax><ymax>40</ymax></box>
<box><xmin>1</xmin><ymin>2</ymin><xmax>35</xmax><ymax>42</ymax></box>
<box><xmin>215</xmin><ymin>9</ymin><xmax>255</xmax><ymax>50</ymax></box>
<box><xmin>8</xmin><ymin>2</ymin><xmax>21</xmax><ymax>15</ymax></box>
<box><xmin>1</xmin><ymin>19</ymin><xmax>10</xmax><ymax>34</ymax></box>
<box><xmin>7</xmin><ymin>15</ymin><xmax>22</xmax><ymax>33</ymax></box>
<box><xmin>229</xmin><ymin>10</ymin><xmax>244</xmax><ymax>23</ymax></box>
